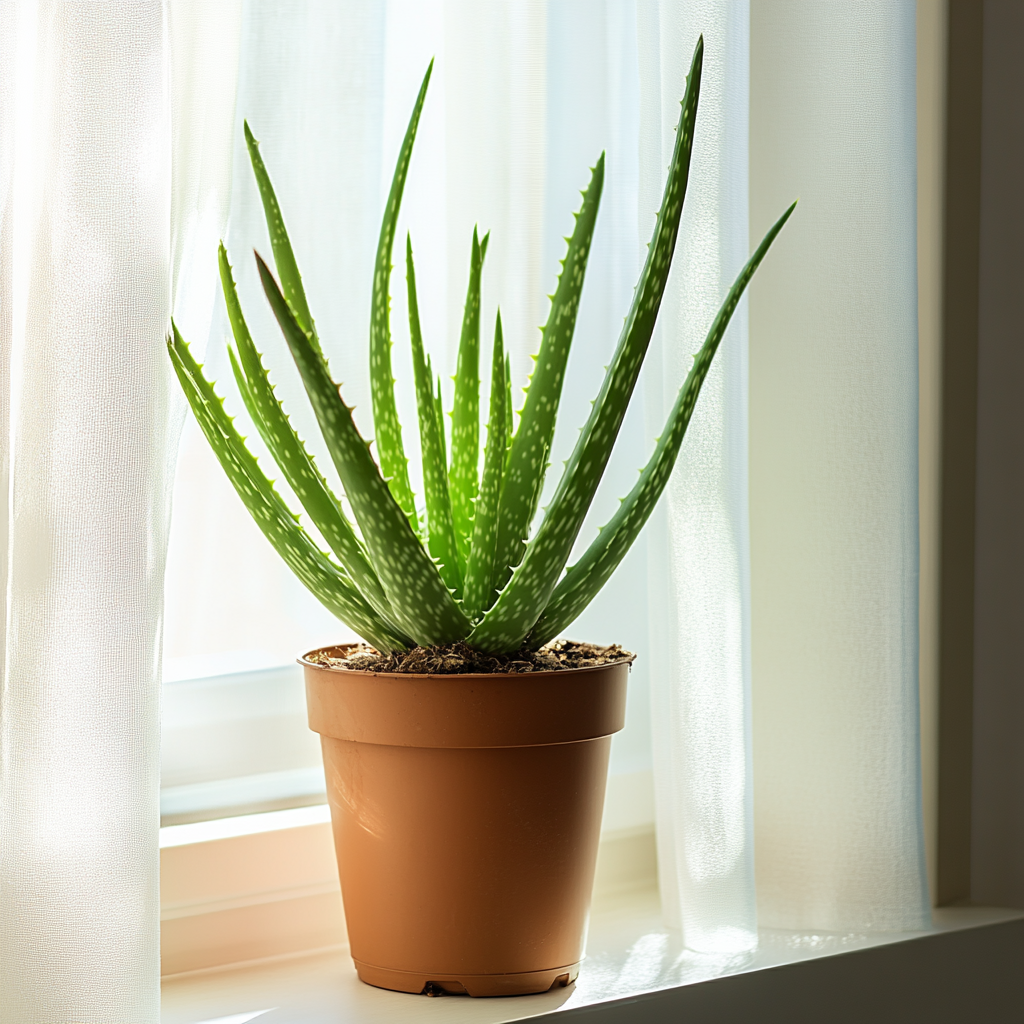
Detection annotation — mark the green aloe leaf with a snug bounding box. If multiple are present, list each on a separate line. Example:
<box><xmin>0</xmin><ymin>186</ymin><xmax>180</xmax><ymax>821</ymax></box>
<box><xmin>256</xmin><ymin>252</ymin><xmax>471</xmax><ymax>646</ymax></box>
<box><xmin>504</xmin><ymin>353</ymin><xmax>514</xmax><ymax>456</ymax></box>
<box><xmin>489</xmin><ymin>154</ymin><xmax>605</xmax><ymax>598</ymax></box>
<box><xmin>469</xmin><ymin>36</ymin><xmax>704</xmax><ymax>653</ymax></box>
<box><xmin>218</xmin><ymin>244</ymin><xmax>403</xmax><ymax>634</ymax></box>
<box><xmin>406</xmin><ymin>234</ymin><xmax>461</xmax><ymax>594</ymax></box>
<box><xmin>244</xmin><ymin>122</ymin><xmax>318</xmax><ymax>350</ymax></box>
<box><xmin>449</xmin><ymin>227</ymin><xmax>490</xmax><ymax>565</ymax></box>
<box><xmin>463</xmin><ymin>312</ymin><xmax>508</xmax><ymax>618</ymax></box>
<box><xmin>167</xmin><ymin>325</ymin><xmax>406</xmax><ymax>653</ymax></box>
<box><xmin>527</xmin><ymin>201</ymin><xmax>797</xmax><ymax>648</ymax></box>
<box><xmin>433</xmin><ymin>373</ymin><xmax>447</xmax><ymax>467</ymax></box>
<box><xmin>368</xmin><ymin>60</ymin><xmax>434</xmax><ymax>533</ymax></box>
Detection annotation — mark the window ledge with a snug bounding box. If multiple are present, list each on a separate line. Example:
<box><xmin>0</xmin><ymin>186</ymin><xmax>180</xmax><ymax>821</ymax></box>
<box><xmin>162</xmin><ymin>887</ymin><xmax>1024</xmax><ymax>1024</ymax></box>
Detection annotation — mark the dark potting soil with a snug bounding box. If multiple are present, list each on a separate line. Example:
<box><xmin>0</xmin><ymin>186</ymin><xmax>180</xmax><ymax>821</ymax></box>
<box><xmin>305</xmin><ymin>639</ymin><xmax>635</xmax><ymax>675</ymax></box>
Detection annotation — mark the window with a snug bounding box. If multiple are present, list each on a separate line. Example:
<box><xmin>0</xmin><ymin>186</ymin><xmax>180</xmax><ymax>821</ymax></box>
<box><xmin>161</xmin><ymin>2</ymin><xmax>656</xmax><ymax>832</ymax></box>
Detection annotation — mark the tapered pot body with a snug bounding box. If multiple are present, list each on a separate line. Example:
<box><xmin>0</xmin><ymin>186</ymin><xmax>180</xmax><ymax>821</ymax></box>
<box><xmin>302</xmin><ymin>648</ymin><xmax>629</xmax><ymax>997</ymax></box>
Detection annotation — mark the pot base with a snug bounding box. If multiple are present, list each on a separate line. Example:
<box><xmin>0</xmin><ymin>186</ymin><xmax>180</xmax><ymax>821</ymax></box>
<box><xmin>353</xmin><ymin>959</ymin><xmax>580</xmax><ymax>997</ymax></box>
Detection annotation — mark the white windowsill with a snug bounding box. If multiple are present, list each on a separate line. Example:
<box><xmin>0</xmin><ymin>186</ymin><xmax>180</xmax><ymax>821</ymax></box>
<box><xmin>162</xmin><ymin>885</ymin><xmax>1024</xmax><ymax>1023</ymax></box>
<box><xmin>160</xmin><ymin>798</ymin><xmax>1024</xmax><ymax>1019</ymax></box>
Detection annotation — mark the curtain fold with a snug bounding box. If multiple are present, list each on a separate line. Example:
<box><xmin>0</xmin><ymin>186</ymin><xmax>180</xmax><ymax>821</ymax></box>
<box><xmin>170</xmin><ymin>0</ymin><xmax>242</xmax><ymax>357</ymax></box>
<box><xmin>0</xmin><ymin>1</ymin><xmax>239</xmax><ymax>1016</ymax></box>
<box><xmin>0</xmin><ymin>3</ymin><xmax>169</xmax><ymax>1016</ymax></box>
<box><xmin>749</xmin><ymin>0</ymin><xmax>930</xmax><ymax>933</ymax></box>
<box><xmin>641</xmin><ymin>0</ymin><xmax>756</xmax><ymax>952</ymax></box>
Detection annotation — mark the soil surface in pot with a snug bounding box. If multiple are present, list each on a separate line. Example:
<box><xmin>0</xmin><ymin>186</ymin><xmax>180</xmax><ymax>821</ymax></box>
<box><xmin>305</xmin><ymin>638</ymin><xmax>634</xmax><ymax>675</ymax></box>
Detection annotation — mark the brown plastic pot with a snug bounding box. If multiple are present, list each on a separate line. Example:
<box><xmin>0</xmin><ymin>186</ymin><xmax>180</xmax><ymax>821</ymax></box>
<box><xmin>301</xmin><ymin>645</ymin><xmax>630</xmax><ymax>997</ymax></box>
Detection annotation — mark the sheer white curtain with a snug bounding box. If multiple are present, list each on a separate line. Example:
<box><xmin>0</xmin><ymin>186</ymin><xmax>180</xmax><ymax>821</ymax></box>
<box><xmin>0</xmin><ymin>0</ymin><xmax>237</xmax><ymax>1018</ymax></box>
<box><xmin>642</xmin><ymin>0</ymin><xmax>929</xmax><ymax>943</ymax></box>
<box><xmin>749</xmin><ymin>0</ymin><xmax>930</xmax><ymax>932</ymax></box>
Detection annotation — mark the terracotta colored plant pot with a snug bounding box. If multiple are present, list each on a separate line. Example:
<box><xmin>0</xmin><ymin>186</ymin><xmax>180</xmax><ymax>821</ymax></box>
<box><xmin>301</xmin><ymin>645</ymin><xmax>630</xmax><ymax>997</ymax></box>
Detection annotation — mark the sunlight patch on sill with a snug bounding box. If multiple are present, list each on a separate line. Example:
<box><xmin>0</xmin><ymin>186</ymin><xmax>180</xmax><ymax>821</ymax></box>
<box><xmin>160</xmin><ymin>804</ymin><xmax>332</xmax><ymax>848</ymax></box>
<box><xmin>192</xmin><ymin>1011</ymin><xmax>275</xmax><ymax>1024</ymax></box>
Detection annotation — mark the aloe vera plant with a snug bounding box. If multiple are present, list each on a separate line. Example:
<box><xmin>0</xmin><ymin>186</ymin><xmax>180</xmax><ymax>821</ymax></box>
<box><xmin>168</xmin><ymin>38</ymin><xmax>795</xmax><ymax>656</ymax></box>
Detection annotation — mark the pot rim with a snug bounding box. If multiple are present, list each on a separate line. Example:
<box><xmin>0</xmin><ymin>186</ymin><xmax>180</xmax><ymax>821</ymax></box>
<box><xmin>298</xmin><ymin>642</ymin><xmax>636</xmax><ymax>680</ymax></box>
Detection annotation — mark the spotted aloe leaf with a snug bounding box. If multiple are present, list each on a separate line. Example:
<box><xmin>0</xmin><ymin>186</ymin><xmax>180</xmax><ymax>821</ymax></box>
<box><xmin>368</xmin><ymin>61</ymin><xmax>434</xmax><ymax>533</ymax></box>
<box><xmin>406</xmin><ymin>234</ymin><xmax>461</xmax><ymax>594</ymax></box>
<box><xmin>434</xmin><ymin>373</ymin><xmax>447</xmax><ymax>468</ymax></box>
<box><xmin>167</xmin><ymin>325</ymin><xmax>406</xmax><ymax>653</ymax></box>
<box><xmin>489</xmin><ymin>155</ymin><xmax>606</xmax><ymax>602</ymax></box>
<box><xmin>449</xmin><ymin>227</ymin><xmax>490</xmax><ymax>566</ymax></box>
<box><xmin>256</xmin><ymin>253</ymin><xmax>471</xmax><ymax>646</ymax></box>
<box><xmin>469</xmin><ymin>37</ymin><xmax>704</xmax><ymax>653</ymax></box>
<box><xmin>488</xmin><ymin>156</ymin><xmax>605</xmax><ymax>603</ymax></box>
<box><xmin>504</xmin><ymin>353</ymin><xmax>513</xmax><ymax>454</ymax></box>
<box><xmin>218</xmin><ymin>244</ymin><xmax>404</xmax><ymax>636</ymax></box>
<box><xmin>527</xmin><ymin>201</ymin><xmax>797</xmax><ymax>649</ymax></box>
<box><xmin>244</xmin><ymin>122</ymin><xmax>319</xmax><ymax>351</ymax></box>
<box><xmin>463</xmin><ymin>312</ymin><xmax>508</xmax><ymax>619</ymax></box>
